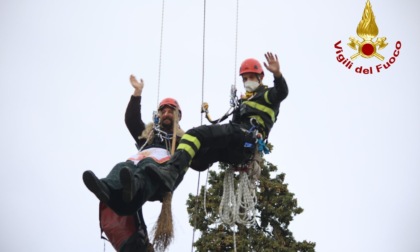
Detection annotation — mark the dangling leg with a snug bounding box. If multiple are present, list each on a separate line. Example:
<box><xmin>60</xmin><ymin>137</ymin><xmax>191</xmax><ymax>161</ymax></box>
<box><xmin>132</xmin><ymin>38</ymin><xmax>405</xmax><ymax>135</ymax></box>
<box><xmin>120</xmin><ymin>167</ymin><xmax>135</xmax><ymax>203</ymax></box>
<box><xmin>120</xmin><ymin>157</ymin><xmax>166</xmax><ymax>204</ymax></box>
<box><xmin>145</xmin><ymin>128</ymin><xmax>207</xmax><ymax>191</ymax></box>
<box><xmin>145</xmin><ymin>124</ymin><xmax>246</xmax><ymax>191</ymax></box>
<box><xmin>144</xmin><ymin>150</ymin><xmax>192</xmax><ymax>191</ymax></box>
<box><xmin>120</xmin><ymin>158</ymin><xmax>164</xmax><ymax>203</ymax></box>
<box><xmin>83</xmin><ymin>162</ymin><xmax>148</xmax><ymax>215</ymax></box>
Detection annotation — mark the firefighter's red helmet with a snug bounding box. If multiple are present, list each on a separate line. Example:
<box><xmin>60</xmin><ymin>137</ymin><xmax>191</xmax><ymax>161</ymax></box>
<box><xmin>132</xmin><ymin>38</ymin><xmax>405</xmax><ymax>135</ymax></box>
<box><xmin>239</xmin><ymin>58</ymin><xmax>264</xmax><ymax>76</ymax></box>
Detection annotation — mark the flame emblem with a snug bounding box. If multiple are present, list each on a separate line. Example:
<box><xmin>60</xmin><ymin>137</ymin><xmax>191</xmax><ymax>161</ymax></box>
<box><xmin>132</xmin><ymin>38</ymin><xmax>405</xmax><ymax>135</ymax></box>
<box><xmin>348</xmin><ymin>0</ymin><xmax>387</xmax><ymax>60</ymax></box>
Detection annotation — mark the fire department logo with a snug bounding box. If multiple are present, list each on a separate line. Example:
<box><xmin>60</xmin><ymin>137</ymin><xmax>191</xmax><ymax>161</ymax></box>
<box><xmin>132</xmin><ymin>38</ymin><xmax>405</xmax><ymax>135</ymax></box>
<box><xmin>334</xmin><ymin>0</ymin><xmax>401</xmax><ymax>74</ymax></box>
<box><xmin>348</xmin><ymin>0</ymin><xmax>387</xmax><ymax>60</ymax></box>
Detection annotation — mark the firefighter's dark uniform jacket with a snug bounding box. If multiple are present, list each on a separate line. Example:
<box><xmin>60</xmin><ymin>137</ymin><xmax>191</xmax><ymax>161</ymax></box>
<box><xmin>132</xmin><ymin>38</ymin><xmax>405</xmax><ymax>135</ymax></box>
<box><xmin>233</xmin><ymin>75</ymin><xmax>288</xmax><ymax>138</ymax></box>
<box><xmin>178</xmin><ymin>75</ymin><xmax>288</xmax><ymax>169</ymax></box>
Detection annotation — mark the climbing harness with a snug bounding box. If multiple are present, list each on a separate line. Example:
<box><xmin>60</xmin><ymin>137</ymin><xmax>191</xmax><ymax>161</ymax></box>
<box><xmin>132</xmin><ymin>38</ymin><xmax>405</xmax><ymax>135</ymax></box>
<box><xmin>136</xmin><ymin>123</ymin><xmax>175</xmax><ymax>153</ymax></box>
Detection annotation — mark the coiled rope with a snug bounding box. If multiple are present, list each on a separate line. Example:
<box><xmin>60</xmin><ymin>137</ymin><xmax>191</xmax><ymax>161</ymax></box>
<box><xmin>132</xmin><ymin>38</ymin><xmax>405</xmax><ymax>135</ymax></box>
<box><xmin>219</xmin><ymin>162</ymin><xmax>259</xmax><ymax>226</ymax></box>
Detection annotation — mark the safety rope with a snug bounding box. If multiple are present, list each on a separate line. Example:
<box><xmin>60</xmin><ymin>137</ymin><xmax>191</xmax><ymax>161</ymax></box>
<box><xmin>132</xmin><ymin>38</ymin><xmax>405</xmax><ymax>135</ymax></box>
<box><xmin>193</xmin><ymin>0</ymin><xmax>250</xmax><ymax>251</ymax></box>
<box><xmin>200</xmin><ymin>0</ymin><xmax>243</xmax><ymax>251</ymax></box>
<box><xmin>233</xmin><ymin>0</ymin><xmax>239</xmax><ymax>88</ymax></box>
<box><xmin>231</xmin><ymin>3</ymin><xmax>240</xmax><ymax>250</ymax></box>
<box><xmin>156</xmin><ymin>0</ymin><xmax>165</xmax><ymax>106</ymax></box>
<box><xmin>233</xmin><ymin>225</ymin><xmax>237</xmax><ymax>252</ymax></box>
<box><xmin>200</xmin><ymin>0</ymin><xmax>207</xmax><ymax>126</ymax></box>
<box><xmin>191</xmin><ymin>0</ymin><xmax>207</xmax><ymax>251</ymax></box>
<box><xmin>219</xmin><ymin>0</ymin><xmax>240</xmax><ymax>252</ymax></box>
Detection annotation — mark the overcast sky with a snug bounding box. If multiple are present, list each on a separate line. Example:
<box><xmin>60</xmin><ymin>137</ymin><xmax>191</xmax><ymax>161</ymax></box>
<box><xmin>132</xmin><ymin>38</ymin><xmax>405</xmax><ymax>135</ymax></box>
<box><xmin>1</xmin><ymin>0</ymin><xmax>419</xmax><ymax>252</ymax></box>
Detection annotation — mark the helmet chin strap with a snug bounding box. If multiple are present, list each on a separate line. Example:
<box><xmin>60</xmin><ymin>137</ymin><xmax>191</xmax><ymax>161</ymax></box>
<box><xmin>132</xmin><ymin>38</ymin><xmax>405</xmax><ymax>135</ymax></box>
<box><xmin>256</xmin><ymin>74</ymin><xmax>263</xmax><ymax>84</ymax></box>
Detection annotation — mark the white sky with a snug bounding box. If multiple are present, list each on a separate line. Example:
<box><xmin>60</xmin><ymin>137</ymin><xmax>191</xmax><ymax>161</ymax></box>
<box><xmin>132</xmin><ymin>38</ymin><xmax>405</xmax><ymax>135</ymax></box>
<box><xmin>1</xmin><ymin>1</ymin><xmax>419</xmax><ymax>252</ymax></box>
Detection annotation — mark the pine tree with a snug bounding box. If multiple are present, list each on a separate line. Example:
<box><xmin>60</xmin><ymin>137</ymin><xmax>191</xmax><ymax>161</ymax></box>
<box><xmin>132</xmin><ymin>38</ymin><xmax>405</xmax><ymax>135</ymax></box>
<box><xmin>186</xmin><ymin>156</ymin><xmax>316</xmax><ymax>252</ymax></box>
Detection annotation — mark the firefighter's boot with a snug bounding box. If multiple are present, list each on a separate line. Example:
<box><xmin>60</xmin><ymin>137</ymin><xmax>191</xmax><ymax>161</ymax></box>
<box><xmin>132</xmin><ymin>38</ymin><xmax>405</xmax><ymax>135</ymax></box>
<box><xmin>145</xmin><ymin>150</ymin><xmax>190</xmax><ymax>192</ymax></box>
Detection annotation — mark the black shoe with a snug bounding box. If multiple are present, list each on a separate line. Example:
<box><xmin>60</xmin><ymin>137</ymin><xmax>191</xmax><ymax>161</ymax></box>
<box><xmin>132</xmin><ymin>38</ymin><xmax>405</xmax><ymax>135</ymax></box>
<box><xmin>82</xmin><ymin>170</ymin><xmax>110</xmax><ymax>203</ymax></box>
<box><xmin>120</xmin><ymin>167</ymin><xmax>134</xmax><ymax>203</ymax></box>
<box><xmin>145</xmin><ymin>162</ymin><xmax>179</xmax><ymax>192</ymax></box>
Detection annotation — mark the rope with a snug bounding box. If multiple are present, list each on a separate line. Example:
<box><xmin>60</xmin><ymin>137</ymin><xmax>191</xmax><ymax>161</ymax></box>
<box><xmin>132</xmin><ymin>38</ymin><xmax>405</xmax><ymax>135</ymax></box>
<box><xmin>193</xmin><ymin>0</ymin><xmax>253</xmax><ymax>250</ymax></box>
<box><xmin>138</xmin><ymin>130</ymin><xmax>154</xmax><ymax>151</ymax></box>
<box><xmin>191</xmin><ymin>170</ymin><xmax>201</xmax><ymax>252</ymax></box>
<box><xmin>233</xmin><ymin>0</ymin><xmax>239</xmax><ymax>87</ymax></box>
<box><xmin>199</xmin><ymin>0</ymin><xmax>245</xmax><ymax>250</ymax></box>
<box><xmin>219</xmin><ymin>168</ymin><xmax>236</xmax><ymax>225</ymax></box>
<box><xmin>233</xmin><ymin>225</ymin><xmax>237</xmax><ymax>252</ymax></box>
<box><xmin>219</xmin><ymin>165</ymin><xmax>257</xmax><ymax>227</ymax></box>
<box><xmin>231</xmin><ymin>3</ymin><xmax>239</xmax><ymax>252</ymax></box>
<box><xmin>202</xmin><ymin>166</ymin><xmax>219</xmax><ymax>224</ymax></box>
<box><xmin>191</xmin><ymin>0</ymin><xmax>207</xmax><ymax>251</ymax></box>
<box><xmin>156</xmin><ymin>0</ymin><xmax>165</xmax><ymax>106</ymax></box>
<box><xmin>202</xmin><ymin>0</ymin><xmax>239</xmax><ymax>225</ymax></box>
<box><xmin>200</xmin><ymin>0</ymin><xmax>206</xmax><ymax>127</ymax></box>
<box><xmin>236</xmin><ymin>172</ymin><xmax>257</xmax><ymax>225</ymax></box>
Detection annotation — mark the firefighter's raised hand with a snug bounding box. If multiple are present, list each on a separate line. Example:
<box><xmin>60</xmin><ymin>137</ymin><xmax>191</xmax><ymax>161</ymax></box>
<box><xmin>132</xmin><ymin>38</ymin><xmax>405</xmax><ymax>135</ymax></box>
<box><xmin>263</xmin><ymin>52</ymin><xmax>282</xmax><ymax>78</ymax></box>
<box><xmin>130</xmin><ymin>74</ymin><xmax>144</xmax><ymax>97</ymax></box>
